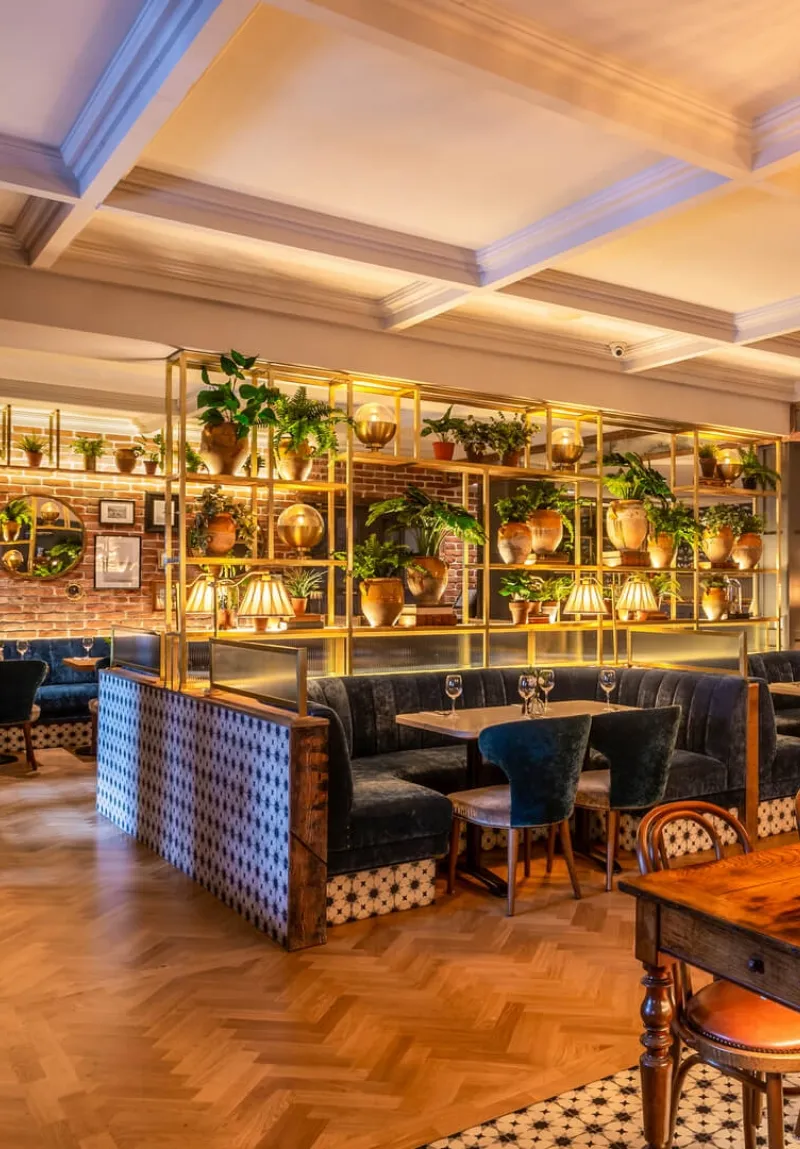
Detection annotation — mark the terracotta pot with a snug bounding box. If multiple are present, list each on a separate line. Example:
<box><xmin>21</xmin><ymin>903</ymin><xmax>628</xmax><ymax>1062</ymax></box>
<box><xmin>464</xmin><ymin>447</ymin><xmax>486</xmax><ymax>463</ymax></box>
<box><xmin>497</xmin><ymin>521</ymin><xmax>532</xmax><ymax>565</ymax></box>
<box><xmin>291</xmin><ymin>596</ymin><xmax>308</xmax><ymax>616</ymax></box>
<box><xmin>144</xmin><ymin>460</ymin><xmax>158</xmax><ymax>476</ymax></box>
<box><xmin>432</xmin><ymin>441</ymin><xmax>455</xmax><ymax>461</ymax></box>
<box><xmin>83</xmin><ymin>456</ymin><xmax>97</xmax><ymax>472</ymax></box>
<box><xmin>25</xmin><ymin>451</ymin><xmax>42</xmax><ymax>468</ymax></box>
<box><xmin>1</xmin><ymin>520</ymin><xmax>20</xmax><ymax>542</ymax></box>
<box><xmin>360</xmin><ymin>577</ymin><xmax>405</xmax><ymax>627</ymax></box>
<box><xmin>508</xmin><ymin>600</ymin><xmax>529</xmax><ymax>625</ymax></box>
<box><xmin>527</xmin><ymin>508</ymin><xmax>564</xmax><ymax>555</ymax></box>
<box><xmin>702</xmin><ymin>587</ymin><xmax>728</xmax><ymax>621</ymax></box>
<box><xmin>527</xmin><ymin>601</ymin><xmax>543</xmax><ymax>618</ymax></box>
<box><xmin>702</xmin><ymin>526</ymin><xmax>734</xmax><ymax>566</ymax></box>
<box><xmin>406</xmin><ymin>555</ymin><xmax>449</xmax><ymax>604</ymax></box>
<box><xmin>115</xmin><ymin>448</ymin><xmax>139</xmax><ymax>474</ymax></box>
<box><xmin>699</xmin><ymin>456</ymin><xmax>717</xmax><ymax>479</ymax></box>
<box><xmin>200</xmin><ymin>424</ymin><xmax>250</xmax><ymax>476</ymax></box>
<box><xmin>606</xmin><ymin>500</ymin><xmax>648</xmax><ymax>555</ymax></box>
<box><xmin>501</xmin><ymin>449</ymin><xmax>522</xmax><ymax>467</ymax></box>
<box><xmin>205</xmin><ymin>512</ymin><xmax>237</xmax><ymax>557</ymax></box>
<box><xmin>275</xmin><ymin>438</ymin><xmax>314</xmax><ymax>482</ymax></box>
<box><xmin>648</xmin><ymin>533</ymin><xmax>676</xmax><ymax>569</ymax></box>
<box><xmin>731</xmin><ymin>532</ymin><xmax>763</xmax><ymax>571</ymax></box>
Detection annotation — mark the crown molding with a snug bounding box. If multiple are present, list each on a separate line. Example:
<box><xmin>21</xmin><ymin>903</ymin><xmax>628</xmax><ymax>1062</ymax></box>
<box><xmin>621</xmin><ymin>333</ymin><xmax>720</xmax><ymax>374</ymax></box>
<box><xmin>0</xmin><ymin>134</ymin><xmax>78</xmax><ymax>202</ymax></box>
<box><xmin>272</xmin><ymin>0</ymin><xmax>750</xmax><ymax>175</ymax></box>
<box><xmin>0</xmin><ymin>226</ymin><xmax>24</xmax><ymax>265</ymax></box>
<box><xmin>380</xmin><ymin>282</ymin><xmax>472</xmax><ymax>330</ymax></box>
<box><xmin>653</xmin><ymin>356</ymin><xmax>796</xmax><ymax>402</ymax></box>
<box><xmin>735</xmin><ymin>296</ymin><xmax>800</xmax><ymax>344</ymax></box>
<box><xmin>753</xmin><ymin>99</ymin><xmax>800</xmax><ymax>173</ymax></box>
<box><xmin>0</xmin><ymin>375</ymin><xmax>165</xmax><ymax>416</ymax></box>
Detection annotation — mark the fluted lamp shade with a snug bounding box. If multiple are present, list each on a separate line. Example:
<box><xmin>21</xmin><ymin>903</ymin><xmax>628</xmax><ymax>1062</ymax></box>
<box><xmin>617</xmin><ymin>577</ymin><xmax>658</xmax><ymax>614</ymax></box>
<box><xmin>238</xmin><ymin>574</ymin><xmax>294</xmax><ymax>632</ymax></box>
<box><xmin>564</xmin><ymin>577</ymin><xmax>607</xmax><ymax>616</ymax></box>
<box><xmin>185</xmin><ymin>574</ymin><xmax>216</xmax><ymax>613</ymax></box>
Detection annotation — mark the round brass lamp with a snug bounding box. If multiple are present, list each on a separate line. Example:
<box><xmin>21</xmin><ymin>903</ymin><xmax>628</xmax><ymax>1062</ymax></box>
<box><xmin>716</xmin><ymin>449</ymin><xmax>742</xmax><ymax>484</ymax></box>
<box><xmin>354</xmin><ymin>403</ymin><xmax>397</xmax><ymax>451</ymax></box>
<box><xmin>3</xmin><ymin>549</ymin><xmax>24</xmax><ymax>572</ymax></box>
<box><xmin>551</xmin><ymin>425</ymin><xmax>584</xmax><ymax>468</ymax></box>
<box><xmin>276</xmin><ymin>503</ymin><xmax>325</xmax><ymax>555</ymax></box>
<box><xmin>38</xmin><ymin>500</ymin><xmax>61</xmax><ymax>525</ymax></box>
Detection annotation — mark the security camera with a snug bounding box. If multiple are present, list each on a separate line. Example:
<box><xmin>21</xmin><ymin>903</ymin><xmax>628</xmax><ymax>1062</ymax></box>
<box><xmin>609</xmin><ymin>343</ymin><xmax>627</xmax><ymax>360</ymax></box>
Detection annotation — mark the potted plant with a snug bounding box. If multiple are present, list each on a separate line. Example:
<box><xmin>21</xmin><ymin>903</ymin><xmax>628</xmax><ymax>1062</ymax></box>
<box><xmin>731</xmin><ymin>511</ymin><xmax>765</xmax><ymax>570</ymax></box>
<box><xmin>454</xmin><ymin>415</ymin><xmax>493</xmax><ymax>463</ymax></box>
<box><xmin>72</xmin><ymin>435</ymin><xmax>105</xmax><ymax>472</ymax></box>
<box><xmin>32</xmin><ymin>540</ymin><xmax>82</xmax><ymax>579</ymax></box>
<box><xmin>272</xmin><ymin>386</ymin><xmax>352</xmax><ymax>481</ymax></box>
<box><xmin>196</xmin><ymin>350</ymin><xmax>278</xmax><ymax>475</ymax></box>
<box><xmin>338</xmin><ymin>535</ymin><xmax>417</xmax><ymax>628</ymax></box>
<box><xmin>366</xmin><ymin>485</ymin><xmax>485</xmax><ymax>604</ymax></box>
<box><xmin>283</xmin><ymin>567</ymin><xmax>323</xmax><ymax>616</ymax></box>
<box><xmin>494</xmin><ymin>488</ymin><xmax>535</xmax><ymax>564</ymax></box>
<box><xmin>700</xmin><ymin>505</ymin><xmax>745</xmax><ymax>567</ymax></box>
<box><xmin>420</xmin><ymin>405</ymin><xmax>462</xmax><ymax>461</ymax></box>
<box><xmin>136</xmin><ymin>435</ymin><xmax>161</xmax><ymax>475</ymax></box>
<box><xmin>18</xmin><ymin>433</ymin><xmax>46</xmax><ymax>468</ymax></box>
<box><xmin>499</xmin><ymin>571</ymin><xmax>542</xmax><ymax>624</ymax></box>
<box><xmin>541</xmin><ymin>574</ymin><xmax>574</xmax><ymax>621</ymax></box>
<box><xmin>701</xmin><ymin>575</ymin><xmax>729</xmax><ymax>621</ymax></box>
<box><xmin>487</xmin><ymin>413</ymin><xmax>536</xmax><ymax>467</ymax></box>
<box><xmin>525</xmin><ymin>480</ymin><xmax>579</xmax><ymax>556</ymax></box>
<box><xmin>0</xmin><ymin>497</ymin><xmax>32</xmax><ymax>542</ymax></box>
<box><xmin>698</xmin><ymin>442</ymin><xmax>718</xmax><ymax>480</ymax></box>
<box><xmin>603</xmin><ymin>452</ymin><xmax>674</xmax><ymax>561</ymax></box>
<box><xmin>738</xmin><ymin>446</ymin><xmax>780</xmax><ymax>491</ymax></box>
<box><xmin>115</xmin><ymin>441</ymin><xmax>144</xmax><ymax>474</ymax></box>
<box><xmin>645</xmin><ymin>501</ymin><xmax>701</xmax><ymax>568</ymax></box>
<box><xmin>650</xmin><ymin>573</ymin><xmax>682</xmax><ymax>615</ymax></box>
<box><xmin>192</xmin><ymin>485</ymin><xmax>255</xmax><ymax>558</ymax></box>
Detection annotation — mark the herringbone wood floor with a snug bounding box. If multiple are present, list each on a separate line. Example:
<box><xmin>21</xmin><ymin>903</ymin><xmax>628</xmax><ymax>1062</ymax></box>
<box><xmin>0</xmin><ymin>750</ymin><xmax>699</xmax><ymax>1149</ymax></box>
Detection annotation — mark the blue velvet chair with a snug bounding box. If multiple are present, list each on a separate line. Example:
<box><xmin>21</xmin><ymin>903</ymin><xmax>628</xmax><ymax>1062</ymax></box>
<box><xmin>447</xmin><ymin>714</ymin><xmax>592</xmax><ymax>915</ymax></box>
<box><xmin>0</xmin><ymin>660</ymin><xmax>48</xmax><ymax>770</ymax></box>
<box><xmin>574</xmin><ymin>706</ymin><xmax>681</xmax><ymax>891</ymax></box>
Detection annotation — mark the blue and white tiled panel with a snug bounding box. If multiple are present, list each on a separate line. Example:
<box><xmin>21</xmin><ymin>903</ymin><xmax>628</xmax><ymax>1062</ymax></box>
<box><xmin>95</xmin><ymin>673</ymin><xmax>293</xmax><ymax>947</ymax></box>
<box><xmin>614</xmin><ymin>797</ymin><xmax>796</xmax><ymax>856</ymax></box>
<box><xmin>327</xmin><ymin>859</ymin><xmax>436</xmax><ymax>925</ymax></box>
<box><xmin>0</xmin><ymin>720</ymin><xmax>91</xmax><ymax>753</ymax></box>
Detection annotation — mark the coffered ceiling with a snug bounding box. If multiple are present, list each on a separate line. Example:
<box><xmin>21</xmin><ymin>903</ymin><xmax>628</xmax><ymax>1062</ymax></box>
<box><xmin>1</xmin><ymin>0</ymin><xmax>800</xmax><ymax>418</ymax></box>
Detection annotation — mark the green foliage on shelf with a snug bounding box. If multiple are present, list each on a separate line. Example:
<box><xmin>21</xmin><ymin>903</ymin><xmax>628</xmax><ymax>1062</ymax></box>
<box><xmin>420</xmin><ymin>405</ymin><xmax>462</xmax><ymax>443</ymax></box>
<box><xmin>700</xmin><ymin>504</ymin><xmax>749</xmax><ymax>535</ymax></box>
<box><xmin>143</xmin><ymin>433</ymin><xmax>207</xmax><ymax>473</ymax></box>
<box><xmin>495</xmin><ymin>487</ymin><xmax>537</xmax><ymax>524</ymax></box>
<box><xmin>739</xmin><ymin>511</ymin><xmax>765</xmax><ymax>535</ymax></box>
<box><xmin>282</xmin><ymin>567</ymin><xmax>324</xmax><ymax>598</ymax></box>
<box><xmin>453</xmin><ymin>415</ymin><xmax>493</xmax><ymax>456</ymax></box>
<box><xmin>197</xmin><ymin>350</ymin><xmax>278</xmax><ymax>440</ymax></box>
<box><xmin>0</xmin><ymin>497</ymin><xmax>33</xmax><ymax>526</ymax></box>
<box><xmin>645</xmin><ymin>500</ymin><xmax>702</xmax><ymax>545</ymax></box>
<box><xmin>498</xmin><ymin>571</ymin><xmax>544</xmax><ymax>601</ymax></box>
<box><xmin>603</xmin><ymin>451</ymin><xmax>674</xmax><ymax>503</ymax></box>
<box><xmin>649</xmin><ymin>573</ymin><xmax>683</xmax><ymax>602</ymax></box>
<box><xmin>738</xmin><ymin>445</ymin><xmax>780</xmax><ymax>491</ymax></box>
<box><xmin>543</xmin><ymin>574</ymin><xmax>575</xmax><ymax>602</ymax></box>
<box><xmin>18</xmin><ymin>433</ymin><xmax>46</xmax><ymax>454</ymax></box>
<box><xmin>72</xmin><ymin>435</ymin><xmax>105</xmax><ymax>459</ymax></box>
<box><xmin>701</xmin><ymin>574</ymin><xmax>729</xmax><ymax>590</ymax></box>
<box><xmin>486</xmin><ymin>413</ymin><xmax>536</xmax><ymax>454</ymax></box>
<box><xmin>698</xmin><ymin>442</ymin><xmax>717</xmax><ymax>460</ymax></box>
<box><xmin>192</xmin><ymin>485</ymin><xmax>255</xmax><ymax>556</ymax></box>
<box><xmin>336</xmin><ymin>534</ymin><xmax>418</xmax><ymax>580</ymax></box>
<box><xmin>272</xmin><ymin>386</ymin><xmax>353</xmax><ymax>455</ymax></box>
<box><xmin>32</xmin><ymin>540</ymin><xmax>82</xmax><ymax>578</ymax></box>
<box><xmin>366</xmin><ymin>485</ymin><xmax>486</xmax><ymax>556</ymax></box>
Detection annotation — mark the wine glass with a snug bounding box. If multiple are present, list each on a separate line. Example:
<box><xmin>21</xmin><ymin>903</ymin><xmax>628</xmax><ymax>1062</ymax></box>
<box><xmin>445</xmin><ymin>674</ymin><xmax>463</xmax><ymax>718</ymax></box>
<box><xmin>538</xmin><ymin>668</ymin><xmax>555</xmax><ymax>713</ymax></box>
<box><xmin>518</xmin><ymin>673</ymin><xmax>537</xmax><ymax>718</ymax></box>
<box><xmin>600</xmin><ymin>667</ymin><xmax>617</xmax><ymax>710</ymax></box>
<box><xmin>16</xmin><ymin>640</ymin><xmax>29</xmax><ymax>659</ymax></box>
<box><xmin>82</xmin><ymin>636</ymin><xmax>94</xmax><ymax>656</ymax></box>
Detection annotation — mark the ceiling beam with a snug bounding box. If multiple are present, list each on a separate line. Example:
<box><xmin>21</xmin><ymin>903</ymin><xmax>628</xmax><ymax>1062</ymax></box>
<box><xmin>0</xmin><ymin>134</ymin><xmax>78</xmax><ymax>202</ymax></box>
<box><xmin>18</xmin><ymin>0</ymin><xmax>258</xmax><ymax>268</ymax></box>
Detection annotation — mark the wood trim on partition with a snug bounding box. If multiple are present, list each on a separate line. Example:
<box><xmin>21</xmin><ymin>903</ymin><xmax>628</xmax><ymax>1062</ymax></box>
<box><xmin>288</xmin><ymin>719</ymin><xmax>329</xmax><ymax>951</ymax></box>
<box><xmin>745</xmin><ymin>682</ymin><xmax>760</xmax><ymax>845</ymax></box>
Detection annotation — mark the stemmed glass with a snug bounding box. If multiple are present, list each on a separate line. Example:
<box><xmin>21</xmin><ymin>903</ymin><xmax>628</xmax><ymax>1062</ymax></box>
<box><xmin>82</xmin><ymin>636</ymin><xmax>94</xmax><ymax>656</ymax></box>
<box><xmin>16</xmin><ymin>640</ymin><xmax>29</xmax><ymax>659</ymax></box>
<box><xmin>600</xmin><ymin>667</ymin><xmax>617</xmax><ymax>710</ymax></box>
<box><xmin>538</xmin><ymin>668</ymin><xmax>555</xmax><ymax>713</ymax></box>
<box><xmin>445</xmin><ymin>674</ymin><xmax>463</xmax><ymax>718</ymax></box>
<box><xmin>518</xmin><ymin>673</ymin><xmax>537</xmax><ymax>718</ymax></box>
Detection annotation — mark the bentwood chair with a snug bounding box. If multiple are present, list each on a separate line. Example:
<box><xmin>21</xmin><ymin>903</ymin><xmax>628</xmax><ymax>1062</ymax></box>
<box><xmin>638</xmin><ymin>801</ymin><xmax>800</xmax><ymax>1149</ymax></box>
<box><xmin>447</xmin><ymin>714</ymin><xmax>592</xmax><ymax>915</ymax></box>
<box><xmin>0</xmin><ymin>660</ymin><xmax>47</xmax><ymax>771</ymax></box>
<box><xmin>573</xmin><ymin>706</ymin><xmax>681</xmax><ymax>890</ymax></box>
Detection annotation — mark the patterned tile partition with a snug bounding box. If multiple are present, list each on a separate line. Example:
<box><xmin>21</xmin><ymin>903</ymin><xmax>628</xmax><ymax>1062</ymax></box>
<box><xmin>95</xmin><ymin>671</ymin><xmax>327</xmax><ymax>950</ymax></box>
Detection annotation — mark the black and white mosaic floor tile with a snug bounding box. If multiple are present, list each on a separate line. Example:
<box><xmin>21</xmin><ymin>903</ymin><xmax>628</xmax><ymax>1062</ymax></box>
<box><xmin>422</xmin><ymin>1065</ymin><xmax>800</xmax><ymax>1148</ymax></box>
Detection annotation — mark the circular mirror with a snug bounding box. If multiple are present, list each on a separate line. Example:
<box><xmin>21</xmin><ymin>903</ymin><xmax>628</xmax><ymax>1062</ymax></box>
<box><xmin>0</xmin><ymin>495</ymin><xmax>85</xmax><ymax>580</ymax></box>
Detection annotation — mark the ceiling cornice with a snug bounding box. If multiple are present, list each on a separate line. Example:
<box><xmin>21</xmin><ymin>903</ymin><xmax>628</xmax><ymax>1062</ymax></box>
<box><xmin>735</xmin><ymin>296</ymin><xmax>800</xmax><ymax>343</ymax></box>
<box><xmin>0</xmin><ymin>134</ymin><xmax>78</xmax><ymax>202</ymax></box>
<box><xmin>753</xmin><ymin>99</ymin><xmax>800</xmax><ymax>172</ymax></box>
<box><xmin>621</xmin><ymin>333</ymin><xmax>719</xmax><ymax>374</ymax></box>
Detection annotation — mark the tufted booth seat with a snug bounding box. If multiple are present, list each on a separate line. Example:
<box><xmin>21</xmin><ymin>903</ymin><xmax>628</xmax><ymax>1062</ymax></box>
<box><xmin>0</xmin><ymin>637</ymin><xmax>111</xmax><ymax>724</ymax></box>
<box><xmin>750</xmin><ymin>652</ymin><xmax>800</xmax><ymax>735</ymax></box>
<box><xmin>308</xmin><ymin>666</ymin><xmax>754</xmax><ymax>876</ymax></box>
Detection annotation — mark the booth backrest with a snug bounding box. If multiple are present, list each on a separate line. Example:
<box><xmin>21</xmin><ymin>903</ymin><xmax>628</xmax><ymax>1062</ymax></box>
<box><xmin>749</xmin><ymin>652</ymin><xmax>800</xmax><ymax>714</ymax></box>
<box><xmin>0</xmin><ymin>637</ymin><xmax>111</xmax><ymax>685</ymax></box>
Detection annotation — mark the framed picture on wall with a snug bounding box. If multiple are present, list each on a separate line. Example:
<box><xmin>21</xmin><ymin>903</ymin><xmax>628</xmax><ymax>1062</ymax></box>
<box><xmin>144</xmin><ymin>492</ymin><xmax>179</xmax><ymax>533</ymax></box>
<box><xmin>94</xmin><ymin>535</ymin><xmax>142</xmax><ymax>591</ymax></box>
<box><xmin>98</xmin><ymin>499</ymin><xmax>135</xmax><ymax>526</ymax></box>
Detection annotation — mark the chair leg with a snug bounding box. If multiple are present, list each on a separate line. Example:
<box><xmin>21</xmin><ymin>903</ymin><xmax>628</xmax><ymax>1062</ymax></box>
<box><xmin>605</xmin><ymin>809</ymin><xmax>620</xmax><ymax>892</ymax></box>
<box><xmin>447</xmin><ymin>817</ymin><xmax>462</xmax><ymax>895</ymax></box>
<box><xmin>559</xmin><ymin>819</ymin><xmax>582</xmax><ymax>899</ymax></box>
<box><xmin>742</xmin><ymin>1082</ymin><xmax>758</xmax><ymax>1149</ymax></box>
<box><xmin>765</xmin><ymin>1073</ymin><xmax>785</xmax><ymax>1149</ymax></box>
<box><xmin>545</xmin><ymin>823</ymin><xmax>557</xmax><ymax>874</ymax></box>
<box><xmin>507</xmin><ymin>829</ymin><xmax>518</xmax><ymax>916</ymax></box>
<box><xmin>22</xmin><ymin>723</ymin><xmax>37</xmax><ymax>772</ymax></box>
<box><xmin>524</xmin><ymin>828</ymin><xmax>531</xmax><ymax>878</ymax></box>
<box><xmin>91</xmin><ymin>712</ymin><xmax>98</xmax><ymax>757</ymax></box>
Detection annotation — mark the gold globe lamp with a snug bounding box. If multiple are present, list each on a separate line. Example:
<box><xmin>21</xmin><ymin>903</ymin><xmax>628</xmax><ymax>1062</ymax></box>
<box><xmin>354</xmin><ymin>402</ymin><xmax>397</xmax><ymax>452</ymax></box>
<box><xmin>238</xmin><ymin>573</ymin><xmax>294</xmax><ymax>632</ymax></box>
<box><xmin>276</xmin><ymin>503</ymin><xmax>324</xmax><ymax>555</ymax></box>
<box><xmin>551</xmin><ymin>425</ymin><xmax>584</xmax><ymax>469</ymax></box>
<box><xmin>716</xmin><ymin>448</ymin><xmax>742</xmax><ymax>484</ymax></box>
<box><xmin>38</xmin><ymin>500</ymin><xmax>61</xmax><ymax>525</ymax></box>
<box><xmin>2</xmin><ymin>549</ymin><xmax>24</xmax><ymax>572</ymax></box>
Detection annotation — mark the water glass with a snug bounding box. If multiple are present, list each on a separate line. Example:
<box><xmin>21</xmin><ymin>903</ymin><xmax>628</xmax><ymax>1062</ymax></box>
<box><xmin>538</xmin><ymin>668</ymin><xmax>555</xmax><ymax>712</ymax></box>
<box><xmin>445</xmin><ymin>673</ymin><xmax>463</xmax><ymax>717</ymax></box>
<box><xmin>16</xmin><ymin>640</ymin><xmax>29</xmax><ymax>659</ymax></box>
<box><xmin>82</xmin><ymin>636</ymin><xmax>94</xmax><ymax>655</ymax></box>
<box><xmin>518</xmin><ymin>673</ymin><xmax>537</xmax><ymax>717</ymax></box>
<box><xmin>599</xmin><ymin>667</ymin><xmax>617</xmax><ymax>709</ymax></box>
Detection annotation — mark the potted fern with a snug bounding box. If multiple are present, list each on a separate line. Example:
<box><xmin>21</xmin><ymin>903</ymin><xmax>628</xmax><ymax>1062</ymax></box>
<box><xmin>494</xmin><ymin>488</ymin><xmax>535</xmax><ymax>564</ymax></box>
<box><xmin>420</xmin><ymin>405</ymin><xmax>462</xmax><ymax>461</ymax></box>
<box><xmin>336</xmin><ymin>535</ymin><xmax>417</xmax><ymax>628</ymax></box>
<box><xmin>731</xmin><ymin>511</ymin><xmax>765</xmax><ymax>570</ymax></box>
<box><xmin>738</xmin><ymin>446</ymin><xmax>780</xmax><ymax>491</ymax></box>
<box><xmin>698</xmin><ymin>442</ymin><xmax>718</xmax><ymax>480</ymax></box>
<box><xmin>603</xmin><ymin>452</ymin><xmax>674</xmax><ymax>561</ymax></box>
<box><xmin>272</xmin><ymin>386</ymin><xmax>352</xmax><ymax>481</ymax></box>
<box><xmin>645</xmin><ymin>501</ymin><xmax>701</xmax><ymax>568</ymax></box>
<box><xmin>196</xmin><ymin>350</ymin><xmax>277</xmax><ymax>475</ymax></box>
<box><xmin>72</xmin><ymin>435</ymin><xmax>105</xmax><ymax>472</ymax></box>
<box><xmin>282</xmin><ymin>567</ymin><xmax>324</xmax><ymax>616</ymax></box>
<box><xmin>0</xmin><ymin>497</ymin><xmax>33</xmax><ymax>542</ymax></box>
<box><xmin>487</xmin><ymin>413</ymin><xmax>536</xmax><ymax>467</ymax></box>
<box><xmin>18</xmin><ymin>433</ymin><xmax>46</xmax><ymax>468</ymax></box>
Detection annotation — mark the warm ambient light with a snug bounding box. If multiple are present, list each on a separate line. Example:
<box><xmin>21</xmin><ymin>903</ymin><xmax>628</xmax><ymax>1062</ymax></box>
<box><xmin>716</xmin><ymin>448</ymin><xmax>742</xmax><ymax>484</ymax></box>
<box><xmin>38</xmin><ymin>501</ymin><xmax>61</xmax><ymax>524</ymax></box>
<box><xmin>276</xmin><ymin>503</ymin><xmax>325</xmax><ymax>555</ymax></box>
<box><xmin>617</xmin><ymin>576</ymin><xmax>658</xmax><ymax>615</ymax></box>
<box><xmin>238</xmin><ymin>574</ymin><xmax>294</xmax><ymax>633</ymax></box>
<box><xmin>185</xmin><ymin>573</ymin><xmax>216</xmax><ymax>614</ymax></box>
<box><xmin>563</xmin><ymin>577</ymin><xmax>607</xmax><ymax>615</ymax></box>
<box><xmin>354</xmin><ymin>403</ymin><xmax>397</xmax><ymax>451</ymax></box>
<box><xmin>551</xmin><ymin>425</ymin><xmax>584</xmax><ymax>468</ymax></box>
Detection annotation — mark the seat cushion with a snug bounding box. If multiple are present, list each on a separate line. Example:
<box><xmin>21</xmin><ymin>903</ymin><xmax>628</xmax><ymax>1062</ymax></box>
<box><xmin>351</xmin><ymin>746</ymin><xmax>467</xmax><ymax>795</ymax></box>
<box><xmin>685</xmin><ymin>979</ymin><xmax>800</xmax><ymax>1053</ymax></box>
<box><xmin>764</xmin><ymin>735</ymin><xmax>800</xmax><ymax>801</ymax></box>
<box><xmin>663</xmin><ymin>749</ymin><xmax>728</xmax><ymax>801</ymax></box>
<box><xmin>36</xmin><ymin>683</ymin><xmax>98</xmax><ymax>720</ymax></box>
<box><xmin>449</xmin><ymin>785</ymin><xmax>511</xmax><ymax>828</ymax></box>
<box><xmin>574</xmin><ymin>769</ymin><xmax>611</xmax><ymax>810</ymax></box>
<box><xmin>775</xmin><ymin>708</ymin><xmax>800</xmax><ymax>736</ymax></box>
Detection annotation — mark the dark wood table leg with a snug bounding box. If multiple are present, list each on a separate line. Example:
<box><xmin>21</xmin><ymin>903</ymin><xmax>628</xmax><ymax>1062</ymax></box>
<box><xmin>460</xmin><ymin>740</ymin><xmax>507</xmax><ymax>898</ymax></box>
<box><xmin>639</xmin><ymin>961</ymin><xmax>675</xmax><ymax>1149</ymax></box>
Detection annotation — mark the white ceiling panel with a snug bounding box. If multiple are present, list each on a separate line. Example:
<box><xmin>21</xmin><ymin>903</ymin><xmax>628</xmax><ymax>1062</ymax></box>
<box><xmin>142</xmin><ymin>4</ymin><xmax>655</xmax><ymax>248</ymax></box>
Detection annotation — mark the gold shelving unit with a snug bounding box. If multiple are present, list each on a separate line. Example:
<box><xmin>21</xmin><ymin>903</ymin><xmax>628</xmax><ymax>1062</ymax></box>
<box><xmin>163</xmin><ymin>351</ymin><xmax>784</xmax><ymax>686</ymax></box>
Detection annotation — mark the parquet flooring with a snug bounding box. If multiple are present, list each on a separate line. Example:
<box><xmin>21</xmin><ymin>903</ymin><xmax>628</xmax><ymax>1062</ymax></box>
<box><xmin>0</xmin><ymin>751</ymin><xmax>665</xmax><ymax>1149</ymax></box>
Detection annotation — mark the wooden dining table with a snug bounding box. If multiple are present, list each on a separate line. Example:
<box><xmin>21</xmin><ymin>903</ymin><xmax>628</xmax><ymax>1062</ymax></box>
<box><xmin>620</xmin><ymin>844</ymin><xmax>800</xmax><ymax>1149</ymax></box>
<box><xmin>768</xmin><ymin>681</ymin><xmax>800</xmax><ymax>697</ymax></box>
<box><xmin>396</xmin><ymin>699</ymin><xmax>630</xmax><ymax>895</ymax></box>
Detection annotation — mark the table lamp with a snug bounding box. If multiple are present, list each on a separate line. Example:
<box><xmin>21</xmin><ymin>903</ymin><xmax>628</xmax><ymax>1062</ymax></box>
<box><xmin>238</xmin><ymin>573</ymin><xmax>294</xmax><ymax>632</ymax></box>
<box><xmin>563</xmin><ymin>577</ymin><xmax>607</xmax><ymax>617</ymax></box>
<box><xmin>617</xmin><ymin>575</ymin><xmax>658</xmax><ymax>621</ymax></box>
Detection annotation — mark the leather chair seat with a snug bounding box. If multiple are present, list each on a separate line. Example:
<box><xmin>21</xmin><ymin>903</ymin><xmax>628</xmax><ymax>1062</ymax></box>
<box><xmin>574</xmin><ymin>768</ymin><xmax>610</xmax><ymax>810</ymax></box>
<box><xmin>449</xmin><ymin>785</ymin><xmax>511</xmax><ymax>828</ymax></box>
<box><xmin>685</xmin><ymin>979</ymin><xmax>800</xmax><ymax>1053</ymax></box>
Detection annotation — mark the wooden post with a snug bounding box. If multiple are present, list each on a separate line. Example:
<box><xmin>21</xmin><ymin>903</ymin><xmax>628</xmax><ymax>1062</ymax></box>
<box><xmin>288</xmin><ymin>718</ymin><xmax>329</xmax><ymax>951</ymax></box>
<box><xmin>745</xmin><ymin>681</ymin><xmax>760</xmax><ymax>844</ymax></box>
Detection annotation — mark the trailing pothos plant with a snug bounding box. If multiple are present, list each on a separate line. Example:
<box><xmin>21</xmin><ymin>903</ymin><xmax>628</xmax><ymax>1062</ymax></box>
<box><xmin>700</xmin><ymin>504</ymin><xmax>749</xmax><ymax>536</ymax></box>
<box><xmin>192</xmin><ymin>485</ymin><xmax>255</xmax><ymax>555</ymax></box>
<box><xmin>335</xmin><ymin>534</ymin><xmax>420</xmax><ymax>580</ymax></box>
<box><xmin>196</xmin><ymin>350</ymin><xmax>278</xmax><ymax>441</ymax></box>
<box><xmin>645</xmin><ymin>501</ymin><xmax>702</xmax><ymax>546</ymax></box>
<box><xmin>603</xmin><ymin>451</ymin><xmax>674</xmax><ymax>505</ymax></box>
<box><xmin>366</xmin><ymin>485</ymin><xmax>486</xmax><ymax>557</ymax></box>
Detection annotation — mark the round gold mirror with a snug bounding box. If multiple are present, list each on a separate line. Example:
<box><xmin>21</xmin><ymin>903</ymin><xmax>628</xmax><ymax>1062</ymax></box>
<box><xmin>0</xmin><ymin>495</ymin><xmax>85</xmax><ymax>580</ymax></box>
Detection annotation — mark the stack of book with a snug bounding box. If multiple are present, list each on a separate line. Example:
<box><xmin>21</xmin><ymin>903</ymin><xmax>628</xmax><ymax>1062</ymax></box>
<box><xmin>397</xmin><ymin>604</ymin><xmax>457</xmax><ymax>627</ymax></box>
